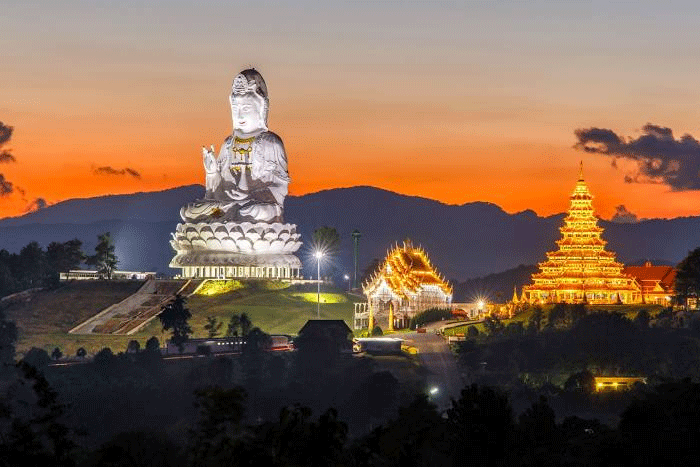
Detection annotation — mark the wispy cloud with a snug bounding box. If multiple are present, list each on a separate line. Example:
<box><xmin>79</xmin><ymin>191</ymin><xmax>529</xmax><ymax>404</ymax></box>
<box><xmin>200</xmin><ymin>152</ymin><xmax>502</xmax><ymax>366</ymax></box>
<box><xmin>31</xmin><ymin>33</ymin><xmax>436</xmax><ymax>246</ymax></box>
<box><xmin>574</xmin><ymin>124</ymin><xmax>700</xmax><ymax>191</ymax></box>
<box><xmin>93</xmin><ymin>166</ymin><xmax>141</xmax><ymax>178</ymax></box>
<box><xmin>0</xmin><ymin>121</ymin><xmax>15</xmax><ymax>163</ymax></box>
<box><xmin>0</xmin><ymin>174</ymin><xmax>14</xmax><ymax>197</ymax></box>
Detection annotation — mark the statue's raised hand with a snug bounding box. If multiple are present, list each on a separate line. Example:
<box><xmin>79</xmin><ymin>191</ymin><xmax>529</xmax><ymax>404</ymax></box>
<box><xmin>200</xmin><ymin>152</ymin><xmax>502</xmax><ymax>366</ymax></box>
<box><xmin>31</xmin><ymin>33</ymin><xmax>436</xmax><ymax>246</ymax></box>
<box><xmin>202</xmin><ymin>145</ymin><xmax>218</xmax><ymax>174</ymax></box>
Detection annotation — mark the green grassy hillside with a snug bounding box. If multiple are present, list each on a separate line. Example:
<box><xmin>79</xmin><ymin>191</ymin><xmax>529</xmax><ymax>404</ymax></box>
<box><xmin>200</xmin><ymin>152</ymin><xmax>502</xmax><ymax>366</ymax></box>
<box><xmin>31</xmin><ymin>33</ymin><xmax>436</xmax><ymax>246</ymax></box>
<box><xmin>186</xmin><ymin>280</ymin><xmax>354</xmax><ymax>336</ymax></box>
<box><xmin>2</xmin><ymin>280</ymin><xmax>146</xmax><ymax>356</ymax></box>
<box><xmin>2</xmin><ymin>280</ymin><xmax>356</xmax><ymax>357</ymax></box>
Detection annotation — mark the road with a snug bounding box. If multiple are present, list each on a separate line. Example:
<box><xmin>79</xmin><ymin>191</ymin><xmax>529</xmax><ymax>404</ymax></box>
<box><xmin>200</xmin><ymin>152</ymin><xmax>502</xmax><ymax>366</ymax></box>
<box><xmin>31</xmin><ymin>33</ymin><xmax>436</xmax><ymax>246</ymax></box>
<box><xmin>402</xmin><ymin>327</ymin><xmax>465</xmax><ymax>412</ymax></box>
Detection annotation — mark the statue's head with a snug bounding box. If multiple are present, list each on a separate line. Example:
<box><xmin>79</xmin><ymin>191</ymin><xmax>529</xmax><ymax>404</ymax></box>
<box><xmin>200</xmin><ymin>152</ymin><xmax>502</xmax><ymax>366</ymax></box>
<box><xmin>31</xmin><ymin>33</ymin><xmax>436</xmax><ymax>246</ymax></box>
<box><xmin>230</xmin><ymin>69</ymin><xmax>269</xmax><ymax>136</ymax></box>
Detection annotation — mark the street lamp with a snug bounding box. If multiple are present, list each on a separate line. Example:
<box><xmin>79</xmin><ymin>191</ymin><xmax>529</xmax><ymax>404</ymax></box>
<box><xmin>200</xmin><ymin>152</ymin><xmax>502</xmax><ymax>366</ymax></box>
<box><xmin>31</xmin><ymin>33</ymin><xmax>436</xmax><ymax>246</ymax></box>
<box><xmin>315</xmin><ymin>250</ymin><xmax>324</xmax><ymax>318</ymax></box>
<box><xmin>344</xmin><ymin>274</ymin><xmax>350</xmax><ymax>292</ymax></box>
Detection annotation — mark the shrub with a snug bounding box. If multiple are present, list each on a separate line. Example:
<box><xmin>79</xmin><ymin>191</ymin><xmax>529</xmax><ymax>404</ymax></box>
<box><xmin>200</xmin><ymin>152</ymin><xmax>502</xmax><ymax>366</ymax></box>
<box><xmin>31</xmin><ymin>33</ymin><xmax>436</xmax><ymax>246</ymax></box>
<box><xmin>145</xmin><ymin>336</ymin><xmax>160</xmax><ymax>352</ymax></box>
<box><xmin>371</xmin><ymin>325</ymin><xmax>383</xmax><ymax>336</ymax></box>
<box><xmin>505</xmin><ymin>321</ymin><xmax>524</xmax><ymax>336</ymax></box>
<box><xmin>23</xmin><ymin>347</ymin><xmax>51</xmax><ymax>368</ymax></box>
<box><xmin>467</xmin><ymin>325</ymin><xmax>479</xmax><ymax>337</ymax></box>
<box><xmin>409</xmin><ymin>308</ymin><xmax>453</xmax><ymax>329</ymax></box>
<box><xmin>483</xmin><ymin>315</ymin><xmax>505</xmax><ymax>335</ymax></box>
<box><xmin>94</xmin><ymin>347</ymin><xmax>115</xmax><ymax>365</ymax></box>
<box><xmin>51</xmin><ymin>347</ymin><xmax>62</xmax><ymax>360</ymax></box>
<box><xmin>127</xmin><ymin>340</ymin><xmax>140</xmax><ymax>353</ymax></box>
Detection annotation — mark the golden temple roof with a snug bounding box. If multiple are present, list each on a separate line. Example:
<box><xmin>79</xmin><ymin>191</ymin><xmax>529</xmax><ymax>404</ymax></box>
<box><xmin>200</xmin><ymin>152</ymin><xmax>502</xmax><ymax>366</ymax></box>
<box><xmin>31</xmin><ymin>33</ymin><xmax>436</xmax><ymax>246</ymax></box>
<box><xmin>363</xmin><ymin>240</ymin><xmax>452</xmax><ymax>299</ymax></box>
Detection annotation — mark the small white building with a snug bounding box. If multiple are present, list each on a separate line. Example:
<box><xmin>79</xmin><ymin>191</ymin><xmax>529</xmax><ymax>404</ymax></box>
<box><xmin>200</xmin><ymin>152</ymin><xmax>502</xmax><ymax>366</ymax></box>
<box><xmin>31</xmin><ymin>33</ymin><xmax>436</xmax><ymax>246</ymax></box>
<box><xmin>60</xmin><ymin>270</ymin><xmax>156</xmax><ymax>280</ymax></box>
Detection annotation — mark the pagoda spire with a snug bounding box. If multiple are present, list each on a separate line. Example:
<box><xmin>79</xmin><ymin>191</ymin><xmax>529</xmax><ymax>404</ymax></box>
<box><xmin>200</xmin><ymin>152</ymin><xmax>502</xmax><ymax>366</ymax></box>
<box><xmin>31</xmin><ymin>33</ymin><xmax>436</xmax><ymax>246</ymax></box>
<box><xmin>512</xmin><ymin>286</ymin><xmax>519</xmax><ymax>303</ymax></box>
<box><xmin>578</xmin><ymin>160</ymin><xmax>584</xmax><ymax>181</ymax></box>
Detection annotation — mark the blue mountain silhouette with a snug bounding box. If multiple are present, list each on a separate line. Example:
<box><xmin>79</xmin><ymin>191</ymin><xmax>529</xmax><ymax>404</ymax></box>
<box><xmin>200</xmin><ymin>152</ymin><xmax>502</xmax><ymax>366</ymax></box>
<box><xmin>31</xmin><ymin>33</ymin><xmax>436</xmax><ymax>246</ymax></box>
<box><xmin>0</xmin><ymin>185</ymin><xmax>694</xmax><ymax>280</ymax></box>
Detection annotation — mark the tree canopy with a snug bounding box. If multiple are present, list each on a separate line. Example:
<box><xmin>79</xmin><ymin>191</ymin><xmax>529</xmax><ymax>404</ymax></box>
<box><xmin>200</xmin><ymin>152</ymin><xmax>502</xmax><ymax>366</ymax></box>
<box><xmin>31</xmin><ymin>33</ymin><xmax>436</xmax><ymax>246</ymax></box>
<box><xmin>86</xmin><ymin>232</ymin><xmax>118</xmax><ymax>279</ymax></box>
<box><xmin>158</xmin><ymin>294</ymin><xmax>192</xmax><ymax>351</ymax></box>
<box><xmin>675</xmin><ymin>246</ymin><xmax>700</xmax><ymax>309</ymax></box>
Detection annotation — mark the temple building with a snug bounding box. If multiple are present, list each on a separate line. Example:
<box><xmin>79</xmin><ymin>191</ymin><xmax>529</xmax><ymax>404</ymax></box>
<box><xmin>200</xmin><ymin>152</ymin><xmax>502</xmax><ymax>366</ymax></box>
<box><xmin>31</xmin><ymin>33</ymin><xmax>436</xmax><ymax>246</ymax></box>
<box><xmin>623</xmin><ymin>262</ymin><xmax>675</xmax><ymax>305</ymax></box>
<box><xmin>361</xmin><ymin>240</ymin><xmax>452</xmax><ymax>330</ymax></box>
<box><xmin>524</xmin><ymin>164</ymin><xmax>641</xmax><ymax>304</ymax></box>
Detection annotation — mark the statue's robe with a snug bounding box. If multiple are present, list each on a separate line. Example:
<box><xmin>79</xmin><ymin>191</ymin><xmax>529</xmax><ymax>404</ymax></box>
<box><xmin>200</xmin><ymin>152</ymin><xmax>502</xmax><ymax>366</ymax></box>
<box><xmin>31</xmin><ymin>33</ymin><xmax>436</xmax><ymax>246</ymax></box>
<box><xmin>182</xmin><ymin>130</ymin><xmax>290</xmax><ymax>224</ymax></box>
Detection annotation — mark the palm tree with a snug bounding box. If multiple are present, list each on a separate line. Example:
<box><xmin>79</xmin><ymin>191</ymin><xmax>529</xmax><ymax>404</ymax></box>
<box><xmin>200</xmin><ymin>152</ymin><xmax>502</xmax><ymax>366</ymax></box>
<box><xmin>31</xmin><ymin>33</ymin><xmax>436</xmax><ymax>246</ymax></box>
<box><xmin>204</xmin><ymin>316</ymin><xmax>222</xmax><ymax>338</ymax></box>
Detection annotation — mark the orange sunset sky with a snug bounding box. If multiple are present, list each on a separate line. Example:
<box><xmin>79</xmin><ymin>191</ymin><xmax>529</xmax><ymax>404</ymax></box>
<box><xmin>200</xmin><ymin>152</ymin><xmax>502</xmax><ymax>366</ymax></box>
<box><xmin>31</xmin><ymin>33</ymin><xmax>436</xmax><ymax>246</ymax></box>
<box><xmin>2</xmin><ymin>1</ymin><xmax>700</xmax><ymax>220</ymax></box>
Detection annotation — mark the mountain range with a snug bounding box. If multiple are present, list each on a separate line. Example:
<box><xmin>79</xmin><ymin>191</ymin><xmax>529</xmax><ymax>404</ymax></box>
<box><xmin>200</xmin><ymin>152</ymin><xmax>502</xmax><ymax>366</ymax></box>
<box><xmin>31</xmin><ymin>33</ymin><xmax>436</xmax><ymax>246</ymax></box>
<box><xmin>0</xmin><ymin>185</ymin><xmax>696</xmax><ymax>281</ymax></box>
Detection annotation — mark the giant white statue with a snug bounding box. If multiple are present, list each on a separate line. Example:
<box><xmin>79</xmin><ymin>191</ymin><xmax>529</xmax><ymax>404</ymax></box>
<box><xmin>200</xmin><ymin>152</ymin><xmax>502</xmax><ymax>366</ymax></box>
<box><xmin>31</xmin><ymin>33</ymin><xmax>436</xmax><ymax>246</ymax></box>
<box><xmin>170</xmin><ymin>69</ymin><xmax>302</xmax><ymax>279</ymax></box>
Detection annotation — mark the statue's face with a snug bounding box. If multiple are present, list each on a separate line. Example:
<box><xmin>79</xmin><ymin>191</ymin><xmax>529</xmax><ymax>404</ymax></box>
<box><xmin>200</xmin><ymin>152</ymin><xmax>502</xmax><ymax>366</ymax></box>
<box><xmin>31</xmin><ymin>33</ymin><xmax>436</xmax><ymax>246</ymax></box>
<box><xmin>231</xmin><ymin>94</ymin><xmax>266</xmax><ymax>135</ymax></box>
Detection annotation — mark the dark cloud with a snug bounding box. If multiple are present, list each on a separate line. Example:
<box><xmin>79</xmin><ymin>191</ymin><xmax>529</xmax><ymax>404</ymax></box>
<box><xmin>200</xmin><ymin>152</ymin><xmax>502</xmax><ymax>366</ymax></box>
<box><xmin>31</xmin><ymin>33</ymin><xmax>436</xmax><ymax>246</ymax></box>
<box><xmin>94</xmin><ymin>166</ymin><xmax>141</xmax><ymax>178</ymax></box>
<box><xmin>0</xmin><ymin>151</ymin><xmax>15</xmax><ymax>163</ymax></box>
<box><xmin>574</xmin><ymin>123</ymin><xmax>700</xmax><ymax>190</ymax></box>
<box><xmin>0</xmin><ymin>122</ymin><xmax>15</xmax><ymax>163</ymax></box>
<box><xmin>0</xmin><ymin>174</ymin><xmax>14</xmax><ymax>196</ymax></box>
<box><xmin>611</xmin><ymin>205</ymin><xmax>638</xmax><ymax>224</ymax></box>
<box><xmin>0</xmin><ymin>122</ymin><xmax>12</xmax><ymax>145</ymax></box>
<box><xmin>24</xmin><ymin>197</ymin><xmax>47</xmax><ymax>212</ymax></box>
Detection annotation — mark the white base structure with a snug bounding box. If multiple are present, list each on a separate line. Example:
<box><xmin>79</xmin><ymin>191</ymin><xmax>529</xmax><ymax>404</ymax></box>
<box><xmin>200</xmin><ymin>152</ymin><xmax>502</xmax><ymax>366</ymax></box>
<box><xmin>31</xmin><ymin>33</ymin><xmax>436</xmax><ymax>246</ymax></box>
<box><xmin>169</xmin><ymin>221</ymin><xmax>302</xmax><ymax>279</ymax></box>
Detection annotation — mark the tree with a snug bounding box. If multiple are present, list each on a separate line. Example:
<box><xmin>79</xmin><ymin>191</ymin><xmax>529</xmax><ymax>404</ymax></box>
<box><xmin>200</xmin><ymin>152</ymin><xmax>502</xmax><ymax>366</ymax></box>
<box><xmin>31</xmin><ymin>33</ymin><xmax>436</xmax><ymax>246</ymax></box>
<box><xmin>94</xmin><ymin>347</ymin><xmax>115</xmax><ymax>365</ymax></box>
<box><xmin>634</xmin><ymin>309</ymin><xmax>650</xmax><ymax>329</ymax></box>
<box><xmin>518</xmin><ymin>396</ymin><xmax>561</xmax><ymax>465</ymax></box>
<box><xmin>46</xmin><ymin>239</ymin><xmax>84</xmax><ymax>276</ymax></box>
<box><xmin>360</xmin><ymin>258</ymin><xmax>382</xmax><ymax>285</ymax></box>
<box><xmin>76</xmin><ymin>347</ymin><xmax>87</xmax><ymax>359</ymax></box>
<box><xmin>86</xmin><ymin>232</ymin><xmax>118</xmax><ymax>279</ymax></box>
<box><xmin>19</xmin><ymin>241</ymin><xmax>46</xmax><ymax>288</ymax></box>
<box><xmin>83</xmin><ymin>431</ymin><xmax>181</xmax><ymax>467</ymax></box>
<box><xmin>126</xmin><ymin>340</ymin><xmax>140</xmax><ymax>353</ymax></box>
<box><xmin>226</xmin><ymin>314</ymin><xmax>241</xmax><ymax>337</ymax></box>
<box><xmin>0</xmin><ymin>362</ymin><xmax>76</xmax><ymax>465</ymax></box>
<box><xmin>675</xmin><ymin>247</ymin><xmax>700</xmax><ymax>310</ymax></box>
<box><xmin>504</xmin><ymin>321</ymin><xmax>524</xmax><ymax>336</ymax></box>
<box><xmin>22</xmin><ymin>347</ymin><xmax>51</xmax><ymax>369</ymax></box>
<box><xmin>312</xmin><ymin>226</ymin><xmax>340</xmax><ymax>258</ymax></box>
<box><xmin>447</xmin><ymin>384</ymin><xmax>514</xmax><ymax>465</ymax></box>
<box><xmin>0</xmin><ymin>308</ymin><xmax>17</xmax><ymax>374</ymax></box>
<box><xmin>145</xmin><ymin>336</ymin><xmax>160</xmax><ymax>352</ymax></box>
<box><xmin>242</xmin><ymin>327</ymin><xmax>272</xmax><ymax>355</ymax></box>
<box><xmin>204</xmin><ymin>316</ymin><xmax>222</xmax><ymax>338</ymax></box>
<box><xmin>158</xmin><ymin>294</ymin><xmax>192</xmax><ymax>352</ymax></box>
<box><xmin>188</xmin><ymin>386</ymin><xmax>247</xmax><ymax>465</ymax></box>
<box><xmin>564</xmin><ymin>370</ymin><xmax>596</xmax><ymax>393</ymax></box>
<box><xmin>483</xmin><ymin>315</ymin><xmax>504</xmax><ymax>335</ymax></box>
<box><xmin>50</xmin><ymin>347</ymin><xmax>62</xmax><ymax>361</ymax></box>
<box><xmin>239</xmin><ymin>312</ymin><xmax>252</xmax><ymax>337</ymax></box>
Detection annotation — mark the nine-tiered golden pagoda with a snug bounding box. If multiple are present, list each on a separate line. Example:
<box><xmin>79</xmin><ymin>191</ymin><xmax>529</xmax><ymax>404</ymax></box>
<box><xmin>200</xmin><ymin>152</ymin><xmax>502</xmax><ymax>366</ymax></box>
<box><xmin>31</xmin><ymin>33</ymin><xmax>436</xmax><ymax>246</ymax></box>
<box><xmin>524</xmin><ymin>163</ymin><xmax>640</xmax><ymax>304</ymax></box>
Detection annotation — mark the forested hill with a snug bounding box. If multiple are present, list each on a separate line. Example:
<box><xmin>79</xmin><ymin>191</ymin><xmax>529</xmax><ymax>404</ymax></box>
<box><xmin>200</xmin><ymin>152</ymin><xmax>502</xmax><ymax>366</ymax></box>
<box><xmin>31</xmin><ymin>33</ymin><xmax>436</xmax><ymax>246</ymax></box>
<box><xmin>452</xmin><ymin>264</ymin><xmax>539</xmax><ymax>303</ymax></box>
<box><xmin>0</xmin><ymin>185</ymin><xmax>696</xmax><ymax>280</ymax></box>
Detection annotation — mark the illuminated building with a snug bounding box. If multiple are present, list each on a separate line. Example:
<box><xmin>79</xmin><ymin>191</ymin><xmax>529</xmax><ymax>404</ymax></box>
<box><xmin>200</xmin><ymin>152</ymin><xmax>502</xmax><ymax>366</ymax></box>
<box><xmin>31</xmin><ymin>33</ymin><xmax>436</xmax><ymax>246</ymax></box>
<box><xmin>623</xmin><ymin>262</ymin><xmax>675</xmax><ymax>305</ymax></box>
<box><xmin>524</xmin><ymin>163</ymin><xmax>640</xmax><ymax>304</ymax></box>
<box><xmin>362</xmin><ymin>240</ymin><xmax>452</xmax><ymax>330</ymax></box>
<box><xmin>594</xmin><ymin>376</ymin><xmax>646</xmax><ymax>392</ymax></box>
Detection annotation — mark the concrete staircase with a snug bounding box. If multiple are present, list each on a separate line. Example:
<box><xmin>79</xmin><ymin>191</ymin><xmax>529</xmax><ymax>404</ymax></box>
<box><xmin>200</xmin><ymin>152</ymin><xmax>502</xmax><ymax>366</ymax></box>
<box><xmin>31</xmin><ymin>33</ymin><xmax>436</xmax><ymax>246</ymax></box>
<box><xmin>69</xmin><ymin>279</ymin><xmax>199</xmax><ymax>335</ymax></box>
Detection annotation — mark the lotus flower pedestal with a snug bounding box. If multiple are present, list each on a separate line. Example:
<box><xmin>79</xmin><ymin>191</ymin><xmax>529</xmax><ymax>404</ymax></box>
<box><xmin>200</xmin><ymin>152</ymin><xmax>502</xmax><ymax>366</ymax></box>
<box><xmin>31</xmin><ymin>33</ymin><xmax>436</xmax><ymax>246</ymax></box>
<box><xmin>169</xmin><ymin>221</ymin><xmax>302</xmax><ymax>279</ymax></box>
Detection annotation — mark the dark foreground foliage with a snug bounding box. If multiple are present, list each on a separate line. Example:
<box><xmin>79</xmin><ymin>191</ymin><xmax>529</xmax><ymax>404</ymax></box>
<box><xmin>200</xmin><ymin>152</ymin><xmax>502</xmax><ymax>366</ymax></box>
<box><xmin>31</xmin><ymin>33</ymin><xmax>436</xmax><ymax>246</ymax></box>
<box><xmin>3</xmin><ymin>354</ymin><xmax>700</xmax><ymax>467</ymax></box>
